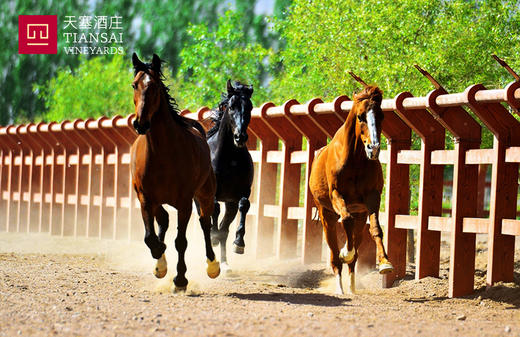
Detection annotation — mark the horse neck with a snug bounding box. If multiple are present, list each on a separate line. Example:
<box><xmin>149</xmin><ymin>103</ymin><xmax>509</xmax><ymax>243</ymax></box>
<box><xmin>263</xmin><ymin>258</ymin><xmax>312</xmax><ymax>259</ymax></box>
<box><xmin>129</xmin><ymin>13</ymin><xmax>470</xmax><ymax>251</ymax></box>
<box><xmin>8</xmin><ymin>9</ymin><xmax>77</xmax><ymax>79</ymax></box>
<box><xmin>339</xmin><ymin>108</ymin><xmax>367</xmax><ymax>165</ymax></box>
<box><xmin>146</xmin><ymin>98</ymin><xmax>182</xmax><ymax>152</ymax></box>
<box><xmin>214</xmin><ymin>111</ymin><xmax>235</xmax><ymax>157</ymax></box>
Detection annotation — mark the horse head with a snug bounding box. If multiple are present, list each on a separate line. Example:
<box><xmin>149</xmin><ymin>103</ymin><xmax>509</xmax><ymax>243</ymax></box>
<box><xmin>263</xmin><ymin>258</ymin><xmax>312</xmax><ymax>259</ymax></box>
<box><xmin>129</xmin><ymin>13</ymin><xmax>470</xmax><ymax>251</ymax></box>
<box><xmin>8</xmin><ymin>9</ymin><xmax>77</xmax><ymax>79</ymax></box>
<box><xmin>220</xmin><ymin>80</ymin><xmax>253</xmax><ymax>148</ymax></box>
<box><xmin>131</xmin><ymin>53</ymin><xmax>163</xmax><ymax>135</ymax></box>
<box><xmin>353</xmin><ymin>86</ymin><xmax>384</xmax><ymax>160</ymax></box>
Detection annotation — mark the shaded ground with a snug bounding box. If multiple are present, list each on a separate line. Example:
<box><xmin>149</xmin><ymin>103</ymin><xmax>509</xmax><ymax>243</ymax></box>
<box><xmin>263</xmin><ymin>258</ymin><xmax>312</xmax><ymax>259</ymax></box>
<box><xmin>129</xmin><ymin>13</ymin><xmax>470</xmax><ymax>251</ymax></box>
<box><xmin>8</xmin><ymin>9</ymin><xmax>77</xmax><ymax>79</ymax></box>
<box><xmin>0</xmin><ymin>232</ymin><xmax>519</xmax><ymax>337</ymax></box>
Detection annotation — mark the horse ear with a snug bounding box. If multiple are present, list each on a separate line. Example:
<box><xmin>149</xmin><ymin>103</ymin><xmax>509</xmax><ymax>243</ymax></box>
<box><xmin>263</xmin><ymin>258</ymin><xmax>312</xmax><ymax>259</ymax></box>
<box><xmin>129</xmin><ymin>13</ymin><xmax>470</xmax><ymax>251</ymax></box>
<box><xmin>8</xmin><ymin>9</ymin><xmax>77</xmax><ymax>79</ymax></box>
<box><xmin>132</xmin><ymin>52</ymin><xmax>145</xmax><ymax>71</ymax></box>
<box><xmin>227</xmin><ymin>79</ymin><xmax>235</xmax><ymax>95</ymax></box>
<box><xmin>247</xmin><ymin>85</ymin><xmax>254</xmax><ymax>97</ymax></box>
<box><xmin>151</xmin><ymin>54</ymin><xmax>162</xmax><ymax>73</ymax></box>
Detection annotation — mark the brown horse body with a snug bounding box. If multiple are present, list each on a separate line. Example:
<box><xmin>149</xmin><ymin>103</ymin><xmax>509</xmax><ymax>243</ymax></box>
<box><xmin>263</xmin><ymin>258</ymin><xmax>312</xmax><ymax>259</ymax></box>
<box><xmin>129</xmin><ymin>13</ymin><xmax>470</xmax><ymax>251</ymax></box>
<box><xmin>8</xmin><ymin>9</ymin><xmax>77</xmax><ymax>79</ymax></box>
<box><xmin>309</xmin><ymin>86</ymin><xmax>393</xmax><ymax>294</ymax></box>
<box><xmin>130</xmin><ymin>53</ymin><xmax>219</xmax><ymax>291</ymax></box>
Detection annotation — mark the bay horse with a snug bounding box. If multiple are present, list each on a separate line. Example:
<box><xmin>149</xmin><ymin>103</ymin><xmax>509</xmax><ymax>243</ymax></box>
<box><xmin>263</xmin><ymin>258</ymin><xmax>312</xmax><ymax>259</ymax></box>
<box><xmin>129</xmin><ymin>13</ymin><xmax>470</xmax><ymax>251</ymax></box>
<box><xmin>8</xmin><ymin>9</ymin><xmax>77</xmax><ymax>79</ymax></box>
<box><xmin>309</xmin><ymin>85</ymin><xmax>393</xmax><ymax>295</ymax></box>
<box><xmin>130</xmin><ymin>53</ymin><xmax>220</xmax><ymax>291</ymax></box>
<box><xmin>206</xmin><ymin>80</ymin><xmax>254</xmax><ymax>271</ymax></box>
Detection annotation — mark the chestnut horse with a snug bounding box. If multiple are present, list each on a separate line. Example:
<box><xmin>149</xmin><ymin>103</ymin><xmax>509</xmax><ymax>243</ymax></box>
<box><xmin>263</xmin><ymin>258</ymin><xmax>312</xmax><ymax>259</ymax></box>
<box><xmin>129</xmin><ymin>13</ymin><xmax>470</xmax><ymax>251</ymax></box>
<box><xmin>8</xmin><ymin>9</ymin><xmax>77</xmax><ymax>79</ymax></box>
<box><xmin>130</xmin><ymin>53</ymin><xmax>220</xmax><ymax>291</ymax></box>
<box><xmin>309</xmin><ymin>85</ymin><xmax>393</xmax><ymax>295</ymax></box>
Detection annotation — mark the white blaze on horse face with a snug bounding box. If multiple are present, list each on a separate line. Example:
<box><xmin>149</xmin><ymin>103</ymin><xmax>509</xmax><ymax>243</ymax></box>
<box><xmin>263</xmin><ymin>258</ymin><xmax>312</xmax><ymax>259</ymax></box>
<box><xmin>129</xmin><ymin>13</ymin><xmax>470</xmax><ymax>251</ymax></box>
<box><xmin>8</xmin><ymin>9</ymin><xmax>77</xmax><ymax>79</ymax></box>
<box><xmin>365</xmin><ymin>109</ymin><xmax>380</xmax><ymax>160</ymax></box>
<box><xmin>143</xmin><ymin>73</ymin><xmax>152</xmax><ymax>86</ymax></box>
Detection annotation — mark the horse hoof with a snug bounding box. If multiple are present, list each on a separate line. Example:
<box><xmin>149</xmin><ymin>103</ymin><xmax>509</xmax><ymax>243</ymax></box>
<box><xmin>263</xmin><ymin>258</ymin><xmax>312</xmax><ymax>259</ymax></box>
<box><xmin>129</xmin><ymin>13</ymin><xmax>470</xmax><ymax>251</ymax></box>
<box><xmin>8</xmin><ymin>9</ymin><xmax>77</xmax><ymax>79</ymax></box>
<box><xmin>221</xmin><ymin>262</ymin><xmax>231</xmax><ymax>274</ymax></box>
<box><xmin>378</xmin><ymin>262</ymin><xmax>394</xmax><ymax>274</ymax></box>
<box><xmin>233</xmin><ymin>243</ymin><xmax>244</xmax><ymax>254</ymax></box>
<box><xmin>339</xmin><ymin>247</ymin><xmax>355</xmax><ymax>264</ymax></box>
<box><xmin>206</xmin><ymin>258</ymin><xmax>220</xmax><ymax>279</ymax></box>
<box><xmin>153</xmin><ymin>254</ymin><xmax>167</xmax><ymax>279</ymax></box>
<box><xmin>173</xmin><ymin>285</ymin><xmax>187</xmax><ymax>293</ymax></box>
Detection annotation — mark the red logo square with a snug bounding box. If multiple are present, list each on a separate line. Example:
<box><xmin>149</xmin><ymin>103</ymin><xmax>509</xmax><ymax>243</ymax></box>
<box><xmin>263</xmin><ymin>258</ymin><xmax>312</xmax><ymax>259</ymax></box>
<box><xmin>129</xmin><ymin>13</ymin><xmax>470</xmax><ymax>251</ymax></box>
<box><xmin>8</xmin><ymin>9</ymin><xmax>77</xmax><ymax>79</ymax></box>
<box><xmin>19</xmin><ymin>15</ymin><xmax>57</xmax><ymax>54</ymax></box>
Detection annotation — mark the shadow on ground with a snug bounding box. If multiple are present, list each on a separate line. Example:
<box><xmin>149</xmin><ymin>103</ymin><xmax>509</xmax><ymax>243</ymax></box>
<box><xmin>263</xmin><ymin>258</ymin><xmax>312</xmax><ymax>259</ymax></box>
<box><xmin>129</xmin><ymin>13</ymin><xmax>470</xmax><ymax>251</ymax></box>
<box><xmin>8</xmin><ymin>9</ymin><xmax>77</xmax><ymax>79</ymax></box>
<box><xmin>228</xmin><ymin>292</ymin><xmax>351</xmax><ymax>307</ymax></box>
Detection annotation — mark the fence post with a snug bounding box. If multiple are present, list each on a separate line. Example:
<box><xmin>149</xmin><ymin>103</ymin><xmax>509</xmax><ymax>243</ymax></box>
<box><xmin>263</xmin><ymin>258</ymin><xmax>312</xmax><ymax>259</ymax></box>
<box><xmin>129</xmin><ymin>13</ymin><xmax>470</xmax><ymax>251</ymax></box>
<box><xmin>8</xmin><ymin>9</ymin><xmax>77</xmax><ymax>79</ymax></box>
<box><xmin>394</xmin><ymin>92</ymin><xmax>445</xmax><ymax>279</ymax></box>
<box><xmin>284</xmin><ymin>98</ymin><xmax>328</xmax><ymax>263</ymax></box>
<box><xmin>261</xmin><ymin>100</ymin><xmax>302</xmax><ymax>259</ymax></box>
<box><xmin>464</xmin><ymin>83</ymin><xmax>520</xmax><ymax>285</ymax></box>
<box><xmin>0</xmin><ymin>127</ymin><xmax>22</xmax><ymax>232</ymax></box>
<box><xmin>111</xmin><ymin>115</ymin><xmax>138</xmax><ymax>241</ymax></box>
<box><xmin>18</xmin><ymin>124</ymin><xmax>45</xmax><ymax>233</ymax></box>
<box><xmin>249</xmin><ymin>103</ymin><xmax>278</xmax><ymax>258</ymax></box>
<box><xmin>426</xmin><ymin>88</ymin><xmax>481</xmax><ymax>297</ymax></box>
<box><xmin>380</xmin><ymin>107</ymin><xmax>412</xmax><ymax>288</ymax></box>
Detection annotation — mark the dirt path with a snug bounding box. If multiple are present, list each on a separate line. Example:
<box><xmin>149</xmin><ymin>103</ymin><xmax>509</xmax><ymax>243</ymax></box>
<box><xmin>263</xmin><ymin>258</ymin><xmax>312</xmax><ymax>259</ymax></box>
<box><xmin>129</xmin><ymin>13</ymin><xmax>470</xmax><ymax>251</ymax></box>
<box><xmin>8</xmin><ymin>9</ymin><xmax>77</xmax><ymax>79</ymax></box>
<box><xmin>0</xmin><ymin>232</ymin><xmax>519</xmax><ymax>337</ymax></box>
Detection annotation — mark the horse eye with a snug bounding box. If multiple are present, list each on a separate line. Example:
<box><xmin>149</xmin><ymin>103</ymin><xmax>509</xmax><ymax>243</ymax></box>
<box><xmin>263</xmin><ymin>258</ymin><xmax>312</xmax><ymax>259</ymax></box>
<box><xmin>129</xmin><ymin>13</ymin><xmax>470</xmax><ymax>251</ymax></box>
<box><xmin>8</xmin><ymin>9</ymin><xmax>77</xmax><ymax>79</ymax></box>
<box><xmin>131</xmin><ymin>83</ymin><xmax>137</xmax><ymax>90</ymax></box>
<box><xmin>357</xmin><ymin>114</ymin><xmax>367</xmax><ymax>123</ymax></box>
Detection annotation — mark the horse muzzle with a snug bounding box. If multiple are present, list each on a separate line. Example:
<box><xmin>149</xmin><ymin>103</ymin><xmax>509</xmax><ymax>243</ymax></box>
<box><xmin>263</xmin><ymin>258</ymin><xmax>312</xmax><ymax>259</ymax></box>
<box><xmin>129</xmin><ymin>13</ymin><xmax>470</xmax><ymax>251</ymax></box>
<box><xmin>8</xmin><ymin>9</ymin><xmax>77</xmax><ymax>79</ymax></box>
<box><xmin>133</xmin><ymin>119</ymin><xmax>150</xmax><ymax>135</ymax></box>
<box><xmin>365</xmin><ymin>143</ymin><xmax>380</xmax><ymax>160</ymax></box>
<box><xmin>234</xmin><ymin>133</ymin><xmax>248</xmax><ymax>148</ymax></box>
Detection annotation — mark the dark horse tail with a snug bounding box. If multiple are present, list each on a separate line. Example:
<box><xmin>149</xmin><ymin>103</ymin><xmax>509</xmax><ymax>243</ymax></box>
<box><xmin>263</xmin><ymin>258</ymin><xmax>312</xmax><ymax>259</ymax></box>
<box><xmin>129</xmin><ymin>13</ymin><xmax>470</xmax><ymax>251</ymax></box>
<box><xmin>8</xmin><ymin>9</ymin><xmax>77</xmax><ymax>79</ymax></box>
<box><xmin>182</xmin><ymin>116</ymin><xmax>206</xmax><ymax>138</ymax></box>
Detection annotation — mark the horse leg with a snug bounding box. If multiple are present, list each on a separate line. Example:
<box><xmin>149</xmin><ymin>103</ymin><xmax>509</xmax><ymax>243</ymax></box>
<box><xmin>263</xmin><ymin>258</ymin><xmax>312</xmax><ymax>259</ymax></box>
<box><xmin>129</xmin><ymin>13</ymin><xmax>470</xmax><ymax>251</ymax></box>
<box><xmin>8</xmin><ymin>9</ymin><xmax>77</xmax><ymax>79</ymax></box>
<box><xmin>366</xmin><ymin>191</ymin><xmax>393</xmax><ymax>274</ymax></box>
<box><xmin>339</xmin><ymin>216</ymin><xmax>356</xmax><ymax>264</ymax></box>
<box><xmin>195</xmin><ymin>196</ymin><xmax>220</xmax><ymax>279</ymax></box>
<box><xmin>218</xmin><ymin>201</ymin><xmax>238</xmax><ymax>270</ymax></box>
<box><xmin>140</xmin><ymin>202</ymin><xmax>166</xmax><ymax>266</ymax></box>
<box><xmin>320</xmin><ymin>207</ymin><xmax>343</xmax><ymax>295</ymax></box>
<box><xmin>233</xmin><ymin>197</ymin><xmax>250</xmax><ymax>254</ymax></box>
<box><xmin>173</xmin><ymin>207</ymin><xmax>191</xmax><ymax>292</ymax></box>
<box><xmin>153</xmin><ymin>206</ymin><xmax>169</xmax><ymax>278</ymax></box>
<box><xmin>344</xmin><ymin>214</ymin><xmax>366</xmax><ymax>294</ymax></box>
<box><xmin>210</xmin><ymin>200</ymin><xmax>221</xmax><ymax>247</ymax></box>
<box><xmin>331</xmin><ymin>189</ymin><xmax>350</xmax><ymax>222</ymax></box>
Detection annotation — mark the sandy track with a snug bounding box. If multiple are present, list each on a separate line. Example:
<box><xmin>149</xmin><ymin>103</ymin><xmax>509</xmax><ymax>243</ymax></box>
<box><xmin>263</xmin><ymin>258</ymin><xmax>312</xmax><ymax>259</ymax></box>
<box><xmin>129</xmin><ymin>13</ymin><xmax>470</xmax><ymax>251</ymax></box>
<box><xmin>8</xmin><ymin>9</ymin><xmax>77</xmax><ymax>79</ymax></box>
<box><xmin>0</xmin><ymin>232</ymin><xmax>519</xmax><ymax>337</ymax></box>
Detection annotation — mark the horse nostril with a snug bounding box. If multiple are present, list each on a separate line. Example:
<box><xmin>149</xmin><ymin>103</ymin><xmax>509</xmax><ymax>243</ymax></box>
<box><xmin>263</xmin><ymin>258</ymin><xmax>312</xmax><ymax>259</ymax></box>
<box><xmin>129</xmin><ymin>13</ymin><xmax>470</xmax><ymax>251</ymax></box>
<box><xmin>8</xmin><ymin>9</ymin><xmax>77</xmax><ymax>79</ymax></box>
<box><xmin>133</xmin><ymin>120</ymin><xmax>139</xmax><ymax>130</ymax></box>
<box><xmin>234</xmin><ymin>133</ymin><xmax>248</xmax><ymax>146</ymax></box>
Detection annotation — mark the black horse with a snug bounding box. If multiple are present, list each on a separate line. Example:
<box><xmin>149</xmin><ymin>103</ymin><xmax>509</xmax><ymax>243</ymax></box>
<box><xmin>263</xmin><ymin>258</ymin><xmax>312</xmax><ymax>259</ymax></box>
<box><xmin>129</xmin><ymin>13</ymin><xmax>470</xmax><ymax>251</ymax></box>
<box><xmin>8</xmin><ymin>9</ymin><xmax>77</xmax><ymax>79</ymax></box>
<box><xmin>207</xmin><ymin>80</ymin><xmax>254</xmax><ymax>270</ymax></box>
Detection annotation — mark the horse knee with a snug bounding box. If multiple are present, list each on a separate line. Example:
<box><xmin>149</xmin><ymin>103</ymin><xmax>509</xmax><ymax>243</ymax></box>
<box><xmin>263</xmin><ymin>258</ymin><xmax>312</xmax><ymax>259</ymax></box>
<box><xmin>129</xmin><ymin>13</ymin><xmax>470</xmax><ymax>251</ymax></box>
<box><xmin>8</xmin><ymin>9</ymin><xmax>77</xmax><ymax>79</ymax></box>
<box><xmin>175</xmin><ymin>236</ymin><xmax>188</xmax><ymax>252</ymax></box>
<box><xmin>238</xmin><ymin>198</ymin><xmax>250</xmax><ymax>213</ymax></box>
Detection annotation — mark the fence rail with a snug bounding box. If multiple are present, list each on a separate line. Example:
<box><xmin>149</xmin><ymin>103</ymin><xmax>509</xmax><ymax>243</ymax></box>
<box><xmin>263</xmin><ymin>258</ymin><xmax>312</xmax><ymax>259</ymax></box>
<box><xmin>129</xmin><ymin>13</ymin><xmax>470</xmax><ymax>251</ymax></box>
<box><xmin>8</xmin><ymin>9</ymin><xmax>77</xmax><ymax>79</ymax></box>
<box><xmin>1</xmin><ymin>80</ymin><xmax>520</xmax><ymax>297</ymax></box>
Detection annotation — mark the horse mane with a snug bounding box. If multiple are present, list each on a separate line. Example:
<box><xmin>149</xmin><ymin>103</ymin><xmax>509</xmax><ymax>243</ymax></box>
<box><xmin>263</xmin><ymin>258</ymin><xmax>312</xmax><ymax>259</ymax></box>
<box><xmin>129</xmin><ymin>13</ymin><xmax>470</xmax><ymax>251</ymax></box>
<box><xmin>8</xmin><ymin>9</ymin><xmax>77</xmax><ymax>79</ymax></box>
<box><xmin>206</xmin><ymin>81</ymin><xmax>251</xmax><ymax>139</ymax></box>
<box><xmin>133</xmin><ymin>58</ymin><xmax>206</xmax><ymax>137</ymax></box>
<box><xmin>207</xmin><ymin>107</ymin><xmax>224</xmax><ymax>138</ymax></box>
<box><xmin>353</xmin><ymin>85</ymin><xmax>383</xmax><ymax>103</ymax></box>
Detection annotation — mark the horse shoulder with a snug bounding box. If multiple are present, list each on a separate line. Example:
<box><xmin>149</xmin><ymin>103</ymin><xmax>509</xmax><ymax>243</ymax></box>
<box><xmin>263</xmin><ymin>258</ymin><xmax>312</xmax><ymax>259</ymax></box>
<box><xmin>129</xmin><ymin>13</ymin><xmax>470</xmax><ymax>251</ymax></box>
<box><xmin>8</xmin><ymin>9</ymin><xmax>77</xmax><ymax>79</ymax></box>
<box><xmin>309</xmin><ymin>145</ymin><xmax>331</xmax><ymax>199</ymax></box>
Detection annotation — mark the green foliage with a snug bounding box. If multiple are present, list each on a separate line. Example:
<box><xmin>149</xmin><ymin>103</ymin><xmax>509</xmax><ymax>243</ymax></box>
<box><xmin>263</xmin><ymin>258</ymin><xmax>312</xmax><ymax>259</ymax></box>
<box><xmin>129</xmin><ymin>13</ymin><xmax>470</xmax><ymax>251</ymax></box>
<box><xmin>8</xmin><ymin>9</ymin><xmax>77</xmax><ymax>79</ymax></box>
<box><xmin>176</xmin><ymin>11</ymin><xmax>273</xmax><ymax>111</ymax></box>
<box><xmin>273</xmin><ymin>0</ymin><xmax>520</xmax><ymax>104</ymax></box>
<box><xmin>131</xmin><ymin>0</ymin><xmax>221</xmax><ymax>73</ymax></box>
<box><xmin>0</xmin><ymin>0</ymin><xmax>89</xmax><ymax>124</ymax></box>
<box><xmin>2</xmin><ymin>0</ymin><xmax>284</xmax><ymax>124</ymax></box>
<box><xmin>36</xmin><ymin>55</ymin><xmax>136</xmax><ymax>122</ymax></box>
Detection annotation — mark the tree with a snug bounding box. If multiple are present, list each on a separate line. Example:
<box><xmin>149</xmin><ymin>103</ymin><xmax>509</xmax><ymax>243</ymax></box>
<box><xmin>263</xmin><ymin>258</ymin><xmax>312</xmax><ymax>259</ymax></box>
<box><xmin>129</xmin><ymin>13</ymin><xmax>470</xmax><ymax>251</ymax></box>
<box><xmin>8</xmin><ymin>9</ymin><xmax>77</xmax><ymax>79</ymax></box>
<box><xmin>0</xmin><ymin>0</ymin><xmax>89</xmax><ymax>124</ymax></box>
<box><xmin>35</xmin><ymin>54</ymin><xmax>138</xmax><ymax>122</ymax></box>
<box><xmin>175</xmin><ymin>10</ymin><xmax>273</xmax><ymax>111</ymax></box>
<box><xmin>273</xmin><ymin>0</ymin><xmax>520</xmax><ymax>105</ymax></box>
